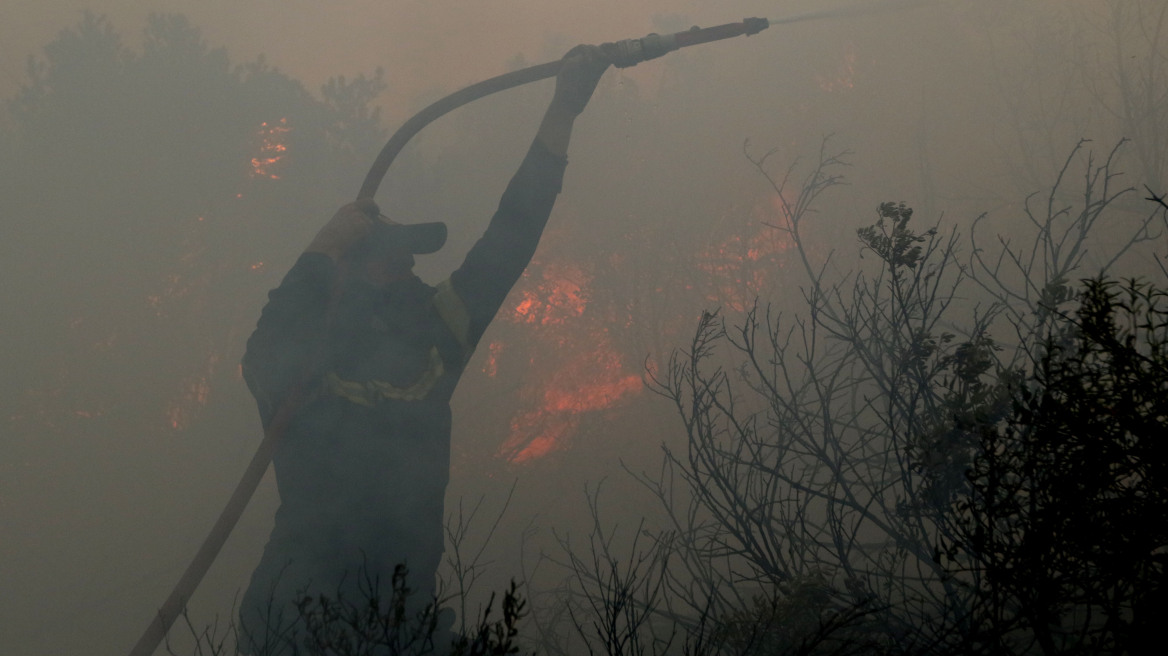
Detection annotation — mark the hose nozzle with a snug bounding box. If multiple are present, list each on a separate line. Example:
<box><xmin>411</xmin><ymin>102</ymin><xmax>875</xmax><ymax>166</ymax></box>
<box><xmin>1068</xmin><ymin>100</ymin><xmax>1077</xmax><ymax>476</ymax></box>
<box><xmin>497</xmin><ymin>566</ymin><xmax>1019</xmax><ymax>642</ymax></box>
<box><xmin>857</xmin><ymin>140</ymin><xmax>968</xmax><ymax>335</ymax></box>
<box><xmin>743</xmin><ymin>17</ymin><xmax>770</xmax><ymax>35</ymax></box>
<box><xmin>601</xmin><ymin>17</ymin><xmax>769</xmax><ymax>69</ymax></box>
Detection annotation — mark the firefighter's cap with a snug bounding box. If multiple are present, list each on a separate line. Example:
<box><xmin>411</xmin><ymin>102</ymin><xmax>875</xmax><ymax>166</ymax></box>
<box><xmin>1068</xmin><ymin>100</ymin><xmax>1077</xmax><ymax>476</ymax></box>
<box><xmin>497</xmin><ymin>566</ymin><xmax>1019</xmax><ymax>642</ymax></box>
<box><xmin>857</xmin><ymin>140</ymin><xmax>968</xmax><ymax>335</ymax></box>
<box><xmin>373</xmin><ymin>216</ymin><xmax>448</xmax><ymax>255</ymax></box>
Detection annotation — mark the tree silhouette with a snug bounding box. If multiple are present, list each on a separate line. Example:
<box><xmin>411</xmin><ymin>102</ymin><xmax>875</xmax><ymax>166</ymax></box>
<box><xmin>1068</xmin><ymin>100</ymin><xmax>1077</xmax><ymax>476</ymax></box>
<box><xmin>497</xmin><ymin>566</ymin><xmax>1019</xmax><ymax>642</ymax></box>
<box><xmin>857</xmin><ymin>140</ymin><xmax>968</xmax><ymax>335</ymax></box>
<box><xmin>0</xmin><ymin>11</ymin><xmax>387</xmax><ymax>442</ymax></box>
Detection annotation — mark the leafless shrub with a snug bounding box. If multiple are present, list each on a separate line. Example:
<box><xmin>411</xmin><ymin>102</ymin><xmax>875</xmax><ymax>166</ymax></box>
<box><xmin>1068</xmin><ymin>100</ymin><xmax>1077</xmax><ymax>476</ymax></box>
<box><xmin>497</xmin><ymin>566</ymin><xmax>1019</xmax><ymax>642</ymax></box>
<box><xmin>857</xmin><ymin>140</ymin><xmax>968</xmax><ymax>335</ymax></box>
<box><xmin>536</xmin><ymin>137</ymin><xmax>1164</xmax><ymax>655</ymax></box>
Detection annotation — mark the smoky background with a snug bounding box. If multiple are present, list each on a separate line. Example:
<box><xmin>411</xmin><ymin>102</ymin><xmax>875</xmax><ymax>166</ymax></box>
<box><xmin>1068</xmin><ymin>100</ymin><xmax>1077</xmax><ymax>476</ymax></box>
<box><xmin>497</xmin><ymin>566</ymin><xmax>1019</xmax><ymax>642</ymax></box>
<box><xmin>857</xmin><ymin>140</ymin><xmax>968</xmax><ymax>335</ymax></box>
<box><xmin>0</xmin><ymin>1</ymin><xmax>1164</xmax><ymax>654</ymax></box>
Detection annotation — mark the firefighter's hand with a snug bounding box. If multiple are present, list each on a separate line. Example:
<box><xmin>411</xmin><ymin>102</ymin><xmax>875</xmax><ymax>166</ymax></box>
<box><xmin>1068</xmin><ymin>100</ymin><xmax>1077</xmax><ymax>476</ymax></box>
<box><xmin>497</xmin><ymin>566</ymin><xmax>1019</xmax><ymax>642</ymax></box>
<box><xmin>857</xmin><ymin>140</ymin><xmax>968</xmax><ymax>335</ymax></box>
<box><xmin>305</xmin><ymin>199</ymin><xmax>380</xmax><ymax>261</ymax></box>
<box><xmin>551</xmin><ymin>44</ymin><xmax>610</xmax><ymax>116</ymax></box>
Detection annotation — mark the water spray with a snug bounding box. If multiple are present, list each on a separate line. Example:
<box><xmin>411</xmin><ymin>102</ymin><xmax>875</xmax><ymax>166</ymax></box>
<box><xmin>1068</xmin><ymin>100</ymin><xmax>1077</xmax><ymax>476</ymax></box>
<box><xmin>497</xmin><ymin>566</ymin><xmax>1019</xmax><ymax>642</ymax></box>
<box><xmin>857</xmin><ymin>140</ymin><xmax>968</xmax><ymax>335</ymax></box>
<box><xmin>769</xmin><ymin>0</ymin><xmax>933</xmax><ymax>27</ymax></box>
<box><xmin>128</xmin><ymin>4</ymin><xmax>931</xmax><ymax>655</ymax></box>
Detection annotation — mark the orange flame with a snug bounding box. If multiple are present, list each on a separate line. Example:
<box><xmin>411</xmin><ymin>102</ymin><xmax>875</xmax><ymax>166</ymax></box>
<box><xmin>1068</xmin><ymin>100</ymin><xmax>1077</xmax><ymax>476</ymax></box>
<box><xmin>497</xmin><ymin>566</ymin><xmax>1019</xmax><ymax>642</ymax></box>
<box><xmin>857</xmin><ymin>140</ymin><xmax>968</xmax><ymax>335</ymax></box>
<box><xmin>250</xmin><ymin>118</ymin><xmax>290</xmax><ymax>179</ymax></box>
<box><xmin>483</xmin><ymin>198</ymin><xmax>797</xmax><ymax>464</ymax></box>
<box><xmin>498</xmin><ymin>338</ymin><xmax>641</xmax><ymax>463</ymax></box>
<box><xmin>696</xmin><ymin>203</ymin><xmax>795</xmax><ymax>312</ymax></box>
<box><xmin>491</xmin><ymin>257</ymin><xmax>643</xmax><ymax>463</ymax></box>
<box><xmin>164</xmin><ymin>353</ymin><xmax>220</xmax><ymax>431</ymax></box>
<box><xmin>509</xmin><ymin>261</ymin><xmax>589</xmax><ymax>327</ymax></box>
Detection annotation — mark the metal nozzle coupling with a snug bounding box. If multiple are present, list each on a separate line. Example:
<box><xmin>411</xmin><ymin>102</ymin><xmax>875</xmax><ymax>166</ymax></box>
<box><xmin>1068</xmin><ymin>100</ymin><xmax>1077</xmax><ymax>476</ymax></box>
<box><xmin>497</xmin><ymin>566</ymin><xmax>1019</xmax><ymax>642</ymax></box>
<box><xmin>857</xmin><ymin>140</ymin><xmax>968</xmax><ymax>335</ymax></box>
<box><xmin>603</xmin><ymin>32</ymin><xmax>680</xmax><ymax>69</ymax></box>
<box><xmin>743</xmin><ymin>17</ymin><xmax>770</xmax><ymax>35</ymax></box>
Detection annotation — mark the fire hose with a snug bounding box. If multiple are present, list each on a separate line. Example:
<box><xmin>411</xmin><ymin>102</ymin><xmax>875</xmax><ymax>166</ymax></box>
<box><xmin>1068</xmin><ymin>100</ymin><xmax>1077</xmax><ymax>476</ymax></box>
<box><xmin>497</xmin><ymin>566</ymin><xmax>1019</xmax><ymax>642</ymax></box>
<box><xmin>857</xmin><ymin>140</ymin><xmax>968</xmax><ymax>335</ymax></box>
<box><xmin>357</xmin><ymin>18</ymin><xmax>769</xmax><ymax>200</ymax></box>
<box><xmin>128</xmin><ymin>17</ymin><xmax>769</xmax><ymax>656</ymax></box>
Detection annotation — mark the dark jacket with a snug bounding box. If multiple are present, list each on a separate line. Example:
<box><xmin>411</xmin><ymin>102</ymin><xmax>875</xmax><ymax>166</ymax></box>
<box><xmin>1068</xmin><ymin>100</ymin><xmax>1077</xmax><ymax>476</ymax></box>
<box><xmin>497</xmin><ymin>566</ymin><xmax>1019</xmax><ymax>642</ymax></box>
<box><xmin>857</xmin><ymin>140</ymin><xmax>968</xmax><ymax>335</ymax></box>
<box><xmin>238</xmin><ymin>139</ymin><xmax>568</xmax><ymax>629</ymax></box>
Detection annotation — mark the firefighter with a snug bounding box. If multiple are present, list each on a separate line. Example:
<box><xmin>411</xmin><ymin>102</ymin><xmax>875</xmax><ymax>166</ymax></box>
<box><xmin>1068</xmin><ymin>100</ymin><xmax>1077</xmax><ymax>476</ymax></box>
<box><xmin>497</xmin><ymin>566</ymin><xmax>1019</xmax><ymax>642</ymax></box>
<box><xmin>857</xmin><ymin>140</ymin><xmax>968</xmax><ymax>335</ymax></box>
<box><xmin>236</xmin><ymin>45</ymin><xmax>610</xmax><ymax>649</ymax></box>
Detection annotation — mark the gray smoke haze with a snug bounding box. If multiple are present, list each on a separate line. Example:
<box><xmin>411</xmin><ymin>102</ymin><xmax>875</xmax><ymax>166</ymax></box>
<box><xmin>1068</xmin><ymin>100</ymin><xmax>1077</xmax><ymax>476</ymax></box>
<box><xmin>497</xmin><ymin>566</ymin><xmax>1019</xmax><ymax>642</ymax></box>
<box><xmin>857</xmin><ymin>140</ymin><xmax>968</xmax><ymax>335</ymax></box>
<box><xmin>1</xmin><ymin>1</ymin><xmax>1164</xmax><ymax>654</ymax></box>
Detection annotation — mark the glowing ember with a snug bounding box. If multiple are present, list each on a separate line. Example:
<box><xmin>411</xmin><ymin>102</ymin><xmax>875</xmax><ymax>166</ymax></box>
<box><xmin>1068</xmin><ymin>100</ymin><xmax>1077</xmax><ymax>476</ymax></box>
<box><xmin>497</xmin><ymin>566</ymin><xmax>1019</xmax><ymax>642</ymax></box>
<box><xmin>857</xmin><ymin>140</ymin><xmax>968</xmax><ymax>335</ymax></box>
<box><xmin>250</xmin><ymin>118</ymin><xmax>290</xmax><ymax>179</ymax></box>
<box><xmin>505</xmin><ymin>416</ymin><xmax>574</xmax><ymax>464</ymax></box>
<box><xmin>164</xmin><ymin>353</ymin><xmax>220</xmax><ymax>431</ymax></box>
<box><xmin>145</xmin><ymin>272</ymin><xmax>196</xmax><ymax>318</ymax></box>
<box><xmin>482</xmin><ymin>341</ymin><xmax>504</xmax><ymax>378</ymax></box>
<box><xmin>818</xmin><ymin>45</ymin><xmax>857</xmax><ymax>92</ymax></box>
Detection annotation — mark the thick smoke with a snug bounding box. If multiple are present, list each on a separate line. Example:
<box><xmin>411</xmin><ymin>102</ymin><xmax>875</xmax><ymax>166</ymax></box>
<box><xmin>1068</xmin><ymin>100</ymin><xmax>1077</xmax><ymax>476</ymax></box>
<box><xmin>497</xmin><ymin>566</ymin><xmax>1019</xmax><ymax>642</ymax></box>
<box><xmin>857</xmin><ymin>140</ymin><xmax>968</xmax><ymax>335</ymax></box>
<box><xmin>1</xmin><ymin>1</ymin><xmax>1164</xmax><ymax>654</ymax></box>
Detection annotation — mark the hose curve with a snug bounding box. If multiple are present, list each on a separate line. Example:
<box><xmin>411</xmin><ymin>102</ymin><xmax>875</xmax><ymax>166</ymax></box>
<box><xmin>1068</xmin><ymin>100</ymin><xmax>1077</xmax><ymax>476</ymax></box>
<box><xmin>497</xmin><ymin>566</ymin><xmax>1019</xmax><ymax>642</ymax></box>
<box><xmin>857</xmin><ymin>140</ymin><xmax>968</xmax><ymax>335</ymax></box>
<box><xmin>357</xmin><ymin>61</ymin><xmax>561</xmax><ymax>200</ymax></box>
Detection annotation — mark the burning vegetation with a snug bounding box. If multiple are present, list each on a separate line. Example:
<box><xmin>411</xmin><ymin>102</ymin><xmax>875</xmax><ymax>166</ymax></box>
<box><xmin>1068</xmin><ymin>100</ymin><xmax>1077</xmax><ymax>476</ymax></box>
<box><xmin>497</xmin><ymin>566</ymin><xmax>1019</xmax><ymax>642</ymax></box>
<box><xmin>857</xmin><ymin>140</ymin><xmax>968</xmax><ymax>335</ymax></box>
<box><xmin>490</xmin><ymin>258</ymin><xmax>643</xmax><ymax>463</ymax></box>
<box><xmin>250</xmin><ymin>118</ymin><xmax>290</xmax><ymax>180</ymax></box>
<box><xmin>817</xmin><ymin>44</ymin><xmax>857</xmax><ymax>92</ymax></box>
<box><xmin>485</xmin><ymin>196</ymin><xmax>796</xmax><ymax>464</ymax></box>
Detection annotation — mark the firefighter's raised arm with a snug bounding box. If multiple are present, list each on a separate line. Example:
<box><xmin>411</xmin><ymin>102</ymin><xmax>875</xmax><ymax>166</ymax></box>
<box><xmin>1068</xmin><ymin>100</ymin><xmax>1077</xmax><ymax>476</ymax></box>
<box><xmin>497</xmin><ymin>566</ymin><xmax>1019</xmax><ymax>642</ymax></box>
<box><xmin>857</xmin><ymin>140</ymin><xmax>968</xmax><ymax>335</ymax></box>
<box><xmin>536</xmin><ymin>44</ymin><xmax>610</xmax><ymax>158</ymax></box>
<box><xmin>446</xmin><ymin>44</ymin><xmax>609</xmax><ymax>349</ymax></box>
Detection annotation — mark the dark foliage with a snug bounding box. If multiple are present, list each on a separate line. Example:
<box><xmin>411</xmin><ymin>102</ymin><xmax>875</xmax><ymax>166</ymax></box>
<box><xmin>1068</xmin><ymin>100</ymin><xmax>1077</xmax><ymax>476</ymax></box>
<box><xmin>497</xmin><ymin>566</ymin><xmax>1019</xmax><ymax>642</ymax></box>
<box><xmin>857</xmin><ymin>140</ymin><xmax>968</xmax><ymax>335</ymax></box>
<box><xmin>940</xmin><ymin>278</ymin><xmax>1168</xmax><ymax>654</ymax></box>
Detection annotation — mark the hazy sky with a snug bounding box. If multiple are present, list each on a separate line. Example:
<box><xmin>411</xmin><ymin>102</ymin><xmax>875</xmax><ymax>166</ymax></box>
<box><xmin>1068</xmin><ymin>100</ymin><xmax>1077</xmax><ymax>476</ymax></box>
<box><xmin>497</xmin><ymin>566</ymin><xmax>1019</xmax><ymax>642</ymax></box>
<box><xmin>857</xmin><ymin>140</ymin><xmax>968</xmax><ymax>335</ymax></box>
<box><xmin>2</xmin><ymin>0</ymin><xmax>790</xmax><ymax>126</ymax></box>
